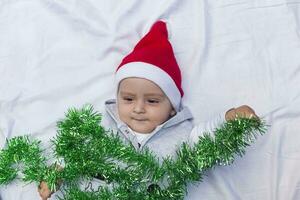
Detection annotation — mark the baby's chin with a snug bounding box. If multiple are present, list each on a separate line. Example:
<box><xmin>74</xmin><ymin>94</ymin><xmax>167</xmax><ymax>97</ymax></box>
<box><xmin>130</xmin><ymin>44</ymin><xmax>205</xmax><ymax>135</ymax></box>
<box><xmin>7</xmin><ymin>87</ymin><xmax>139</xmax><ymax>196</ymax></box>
<box><xmin>130</xmin><ymin>125</ymin><xmax>155</xmax><ymax>134</ymax></box>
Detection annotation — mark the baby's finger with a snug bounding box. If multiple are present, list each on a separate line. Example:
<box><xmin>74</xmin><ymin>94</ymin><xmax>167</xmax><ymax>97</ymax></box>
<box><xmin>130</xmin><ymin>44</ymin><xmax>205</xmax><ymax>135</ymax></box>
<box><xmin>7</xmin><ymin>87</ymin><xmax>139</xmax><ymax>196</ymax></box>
<box><xmin>249</xmin><ymin>113</ymin><xmax>259</xmax><ymax>120</ymax></box>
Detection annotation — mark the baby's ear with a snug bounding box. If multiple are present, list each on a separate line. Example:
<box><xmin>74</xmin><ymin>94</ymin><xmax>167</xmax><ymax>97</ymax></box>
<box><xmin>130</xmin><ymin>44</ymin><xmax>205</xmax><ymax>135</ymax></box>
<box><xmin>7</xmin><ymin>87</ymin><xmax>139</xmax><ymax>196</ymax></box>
<box><xmin>170</xmin><ymin>110</ymin><xmax>176</xmax><ymax>117</ymax></box>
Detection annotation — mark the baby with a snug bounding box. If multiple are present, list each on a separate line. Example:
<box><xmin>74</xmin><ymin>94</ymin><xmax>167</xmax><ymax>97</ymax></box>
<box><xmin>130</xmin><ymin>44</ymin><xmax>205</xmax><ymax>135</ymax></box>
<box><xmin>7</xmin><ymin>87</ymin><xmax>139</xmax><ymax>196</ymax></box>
<box><xmin>38</xmin><ymin>20</ymin><xmax>257</xmax><ymax>199</ymax></box>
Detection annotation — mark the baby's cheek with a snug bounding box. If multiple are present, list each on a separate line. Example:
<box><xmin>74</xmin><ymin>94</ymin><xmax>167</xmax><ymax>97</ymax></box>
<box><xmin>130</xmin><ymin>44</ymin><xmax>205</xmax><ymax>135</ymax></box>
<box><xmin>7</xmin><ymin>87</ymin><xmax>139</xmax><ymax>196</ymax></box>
<box><xmin>119</xmin><ymin>108</ymin><xmax>129</xmax><ymax>119</ymax></box>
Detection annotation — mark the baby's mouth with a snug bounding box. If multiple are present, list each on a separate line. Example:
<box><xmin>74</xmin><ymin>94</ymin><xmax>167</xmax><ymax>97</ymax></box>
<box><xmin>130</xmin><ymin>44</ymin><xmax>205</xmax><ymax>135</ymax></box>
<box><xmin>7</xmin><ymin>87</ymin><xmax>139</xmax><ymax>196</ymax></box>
<box><xmin>132</xmin><ymin>117</ymin><xmax>147</xmax><ymax>121</ymax></box>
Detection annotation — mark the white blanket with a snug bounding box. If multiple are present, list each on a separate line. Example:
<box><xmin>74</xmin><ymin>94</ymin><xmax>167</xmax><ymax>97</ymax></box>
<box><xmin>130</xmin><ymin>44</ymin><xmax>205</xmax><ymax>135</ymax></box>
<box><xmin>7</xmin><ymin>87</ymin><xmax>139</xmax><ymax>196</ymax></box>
<box><xmin>1</xmin><ymin>0</ymin><xmax>300</xmax><ymax>199</ymax></box>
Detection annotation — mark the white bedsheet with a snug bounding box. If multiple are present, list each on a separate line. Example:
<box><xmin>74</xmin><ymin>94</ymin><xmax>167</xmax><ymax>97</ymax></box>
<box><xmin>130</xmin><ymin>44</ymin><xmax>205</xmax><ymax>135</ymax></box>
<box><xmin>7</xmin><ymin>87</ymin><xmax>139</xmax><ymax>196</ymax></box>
<box><xmin>1</xmin><ymin>0</ymin><xmax>300</xmax><ymax>199</ymax></box>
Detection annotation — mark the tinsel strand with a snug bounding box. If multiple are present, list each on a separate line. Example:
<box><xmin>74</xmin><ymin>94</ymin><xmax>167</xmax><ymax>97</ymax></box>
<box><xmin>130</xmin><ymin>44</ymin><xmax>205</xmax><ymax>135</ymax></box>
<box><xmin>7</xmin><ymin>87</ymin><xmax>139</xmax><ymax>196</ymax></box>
<box><xmin>0</xmin><ymin>105</ymin><xmax>267</xmax><ymax>200</ymax></box>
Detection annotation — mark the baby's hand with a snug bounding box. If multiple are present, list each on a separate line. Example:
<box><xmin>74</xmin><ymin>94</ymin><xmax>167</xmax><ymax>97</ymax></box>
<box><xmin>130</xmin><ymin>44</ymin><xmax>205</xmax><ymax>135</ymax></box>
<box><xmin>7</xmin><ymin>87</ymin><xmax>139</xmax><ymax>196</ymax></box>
<box><xmin>37</xmin><ymin>164</ymin><xmax>63</xmax><ymax>199</ymax></box>
<box><xmin>38</xmin><ymin>181</ymin><xmax>53</xmax><ymax>200</ymax></box>
<box><xmin>225</xmin><ymin>105</ymin><xmax>258</xmax><ymax>121</ymax></box>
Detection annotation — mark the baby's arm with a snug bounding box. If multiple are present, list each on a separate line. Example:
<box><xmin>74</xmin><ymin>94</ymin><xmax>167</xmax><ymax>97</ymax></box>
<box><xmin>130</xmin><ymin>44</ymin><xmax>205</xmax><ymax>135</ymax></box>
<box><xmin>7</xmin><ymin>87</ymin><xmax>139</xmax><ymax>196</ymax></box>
<box><xmin>190</xmin><ymin>105</ymin><xmax>258</xmax><ymax>143</ymax></box>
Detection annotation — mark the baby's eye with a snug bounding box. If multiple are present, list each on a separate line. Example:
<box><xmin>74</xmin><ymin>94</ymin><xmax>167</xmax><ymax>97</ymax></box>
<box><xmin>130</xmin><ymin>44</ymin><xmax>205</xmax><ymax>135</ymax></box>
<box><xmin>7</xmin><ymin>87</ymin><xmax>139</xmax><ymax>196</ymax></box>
<box><xmin>123</xmin><ymin>97</ymin><xmax>133</xmax><ymax>102</ymax></box>
<box><xmin>147</xmin><ymin>99</ymin><xmax>159</xmax><ymax>104</ymax></box>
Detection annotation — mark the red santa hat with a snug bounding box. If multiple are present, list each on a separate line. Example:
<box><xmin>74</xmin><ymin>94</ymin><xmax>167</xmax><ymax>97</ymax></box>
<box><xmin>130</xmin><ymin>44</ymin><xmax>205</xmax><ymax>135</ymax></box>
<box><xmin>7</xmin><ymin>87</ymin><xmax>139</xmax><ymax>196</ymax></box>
<box><xmin>115</xmin><ymin>20</ymin><xmax>183</xmax><ymax>111</ymax></box>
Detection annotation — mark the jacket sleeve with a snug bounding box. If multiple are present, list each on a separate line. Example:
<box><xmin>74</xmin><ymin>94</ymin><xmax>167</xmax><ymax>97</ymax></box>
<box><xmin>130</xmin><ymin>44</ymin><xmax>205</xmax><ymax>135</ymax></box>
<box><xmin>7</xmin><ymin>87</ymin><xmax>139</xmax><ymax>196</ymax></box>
<box><xmin>189</xmin><ymin>110</ymin><xmax>227</xmax><ymax>144</ymax></box>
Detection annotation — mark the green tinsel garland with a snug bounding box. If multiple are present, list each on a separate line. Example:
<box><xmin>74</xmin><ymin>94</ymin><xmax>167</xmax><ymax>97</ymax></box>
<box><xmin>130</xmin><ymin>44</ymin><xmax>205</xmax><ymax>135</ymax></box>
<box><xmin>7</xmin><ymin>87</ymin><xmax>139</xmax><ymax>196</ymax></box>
<box><xmin>0</xmin><ymin>105</ymin><xmax>267</xmax><ymax>200</ymax></box>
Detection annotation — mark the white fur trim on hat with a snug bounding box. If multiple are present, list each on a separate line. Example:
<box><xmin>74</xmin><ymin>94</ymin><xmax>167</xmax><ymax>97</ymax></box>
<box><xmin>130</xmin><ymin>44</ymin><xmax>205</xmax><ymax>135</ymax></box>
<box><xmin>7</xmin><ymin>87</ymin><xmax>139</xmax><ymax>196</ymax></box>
<box><xmin>115</xmin><ymin>62</ymin><xmax>181</xmax><ymax>111</ymax></box>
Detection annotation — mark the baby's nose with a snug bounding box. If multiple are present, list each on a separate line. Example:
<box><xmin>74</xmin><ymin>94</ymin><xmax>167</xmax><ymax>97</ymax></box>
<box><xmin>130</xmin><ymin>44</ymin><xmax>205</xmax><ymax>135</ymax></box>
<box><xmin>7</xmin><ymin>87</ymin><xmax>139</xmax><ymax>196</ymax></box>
<box><xmin>133</xmin><ymin>100</ymin><xmax>145</xmax><ymax>113</ymax></box>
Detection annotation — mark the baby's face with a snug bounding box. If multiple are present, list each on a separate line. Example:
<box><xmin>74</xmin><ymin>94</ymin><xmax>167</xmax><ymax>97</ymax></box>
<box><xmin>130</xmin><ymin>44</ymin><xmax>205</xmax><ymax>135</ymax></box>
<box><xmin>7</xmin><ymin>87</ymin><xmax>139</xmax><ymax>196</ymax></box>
<box><xmin>117</xmin><ymin>77</ymin><xmax>175</xmax><ymax>133</ymax></box>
